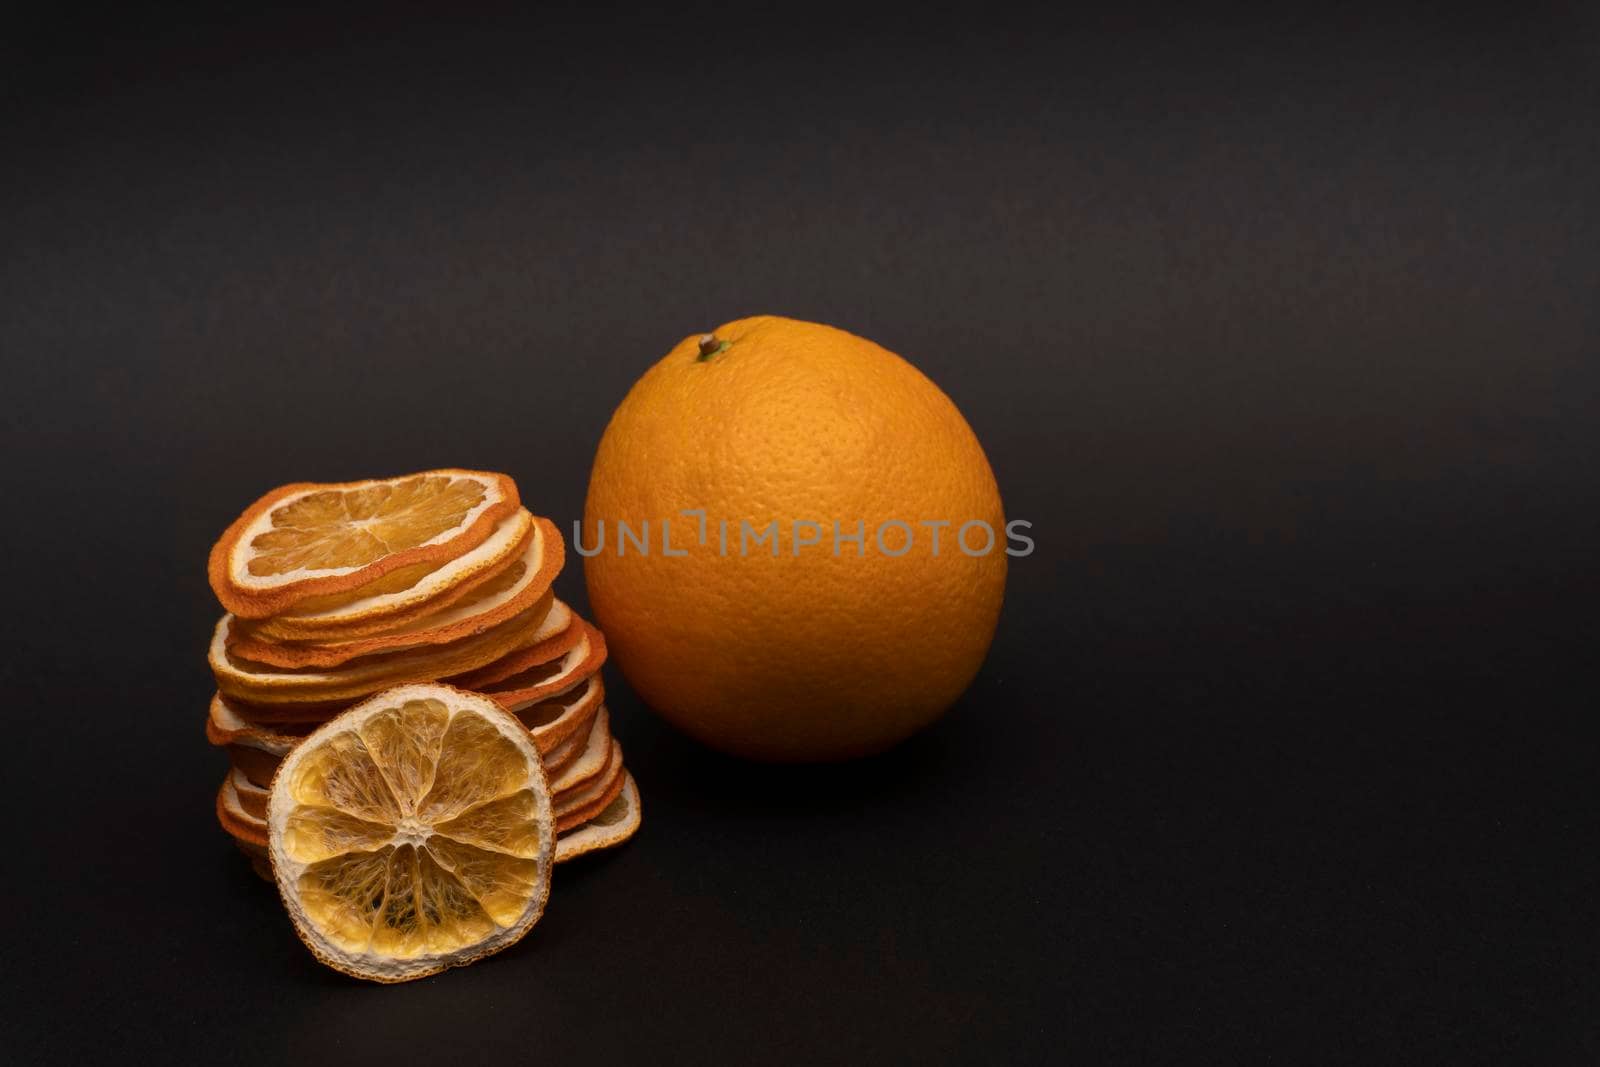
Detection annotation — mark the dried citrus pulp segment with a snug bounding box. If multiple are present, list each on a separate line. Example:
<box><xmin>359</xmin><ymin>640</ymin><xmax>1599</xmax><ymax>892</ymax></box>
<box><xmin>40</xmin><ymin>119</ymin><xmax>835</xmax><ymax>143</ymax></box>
<box><xmin>210</xmin><ymin>469</ymin><xmax>520</xmax><ymax>618</ymax></box>
<box><xmin>268</xmin><ymin>684</ymin><xmax>554</xmax><ymax>983</ymax></box>
<box><xmin>247</xmin><ymin>509</ymin><xmax>536</xmax><ymax>643</ymax></box>
<box><xmin>555</xmin><ymin>773</ymin><xmax>641</xmax><ymax>864</ymax></box>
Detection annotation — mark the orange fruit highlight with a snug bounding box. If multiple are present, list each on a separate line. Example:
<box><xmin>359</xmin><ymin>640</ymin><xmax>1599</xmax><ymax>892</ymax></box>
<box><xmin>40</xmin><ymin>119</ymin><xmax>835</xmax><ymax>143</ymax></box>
<box><xmin>584</xmin><ymin>315</ymin><xmax>1006</xmax><ymax>761</ymax></box>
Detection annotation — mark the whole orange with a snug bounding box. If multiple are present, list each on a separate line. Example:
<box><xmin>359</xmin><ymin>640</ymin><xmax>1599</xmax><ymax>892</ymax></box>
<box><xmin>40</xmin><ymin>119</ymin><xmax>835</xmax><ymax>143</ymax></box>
<box><xmin>582</xmin><ymin>316</ymin><xmax>1006</xmax><ymax>761</ymax></box>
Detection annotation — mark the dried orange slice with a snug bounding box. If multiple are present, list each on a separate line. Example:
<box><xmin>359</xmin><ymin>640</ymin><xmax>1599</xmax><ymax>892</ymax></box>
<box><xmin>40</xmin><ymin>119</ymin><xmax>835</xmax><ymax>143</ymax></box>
<box><xmin>555</xmin><ymin>773</ymin><xmax>641</xmax><ymax>864</ymax></box>
<box><xmin>448</xmin><ymin>605</ymin><xmax>585</xmax><ymax>691</ymax></box>
<box><xmin>511</xmin><ymin>673</ymin><xmax>605</xmax><ymax>754</ymax></box>
<box><xmin>231</xmin><ymin>769</ymin><xmax>270</xmax><ymax>820</ymax></box>
<box><xmin>210</xmin><ymin>470</ymin><xmax>520</xmax><ymax>618</ymax></box>
<box><xmin>208</xmin><ymin>600</ymin><xmax>553</xmax><ymax>707</ymax></box>
<box><xmin>540</xmin><ymin>697</ymin><xmax>605</xmax><ymax>778</ymax></box>
<box><xmin>549</xmin><ymin>706</ymin><xmax>612</xmax><ymax>798</ymax></box>
<box><xmin>208</xmin><ymin>683</ymin><xmax>595</xmax><ymax>788</ymax></box>
<box><xmin>554</xmin><ymin>745</ymin><xmax>626</xmax><ymax>832</ymax></box>
<box><xmin>223</xmin><ymin>769</ymin><xmax>639</xmax><ymax>879</ymax></box>
<box><xmin>268</xmin><ymin>684</ymin><xmax>554</xmax><ymax>983</ymax></box>
<box><xmin>218</xmin><ymin>773</ymin><xmax>269</xmax><ymax>846</ymax></box>
<box><xmin>245</xmin><ymin>509</ymin><xmax>536</xmax><ymax>644</ymax></box>
<box><xmin>548</xmin><ymin>706</ymin><xmax>611</xmax><ymax>795</ymax></box>
<box><xmin>217</xmin><ymin>777</ymin><xmax>275</xmax><ymax>881</ymax></box>
<box><xmin>207</xmin><ymin>692</ymin><xmax>312</xmax><ymax>752</ymax></box>
<box><xmin>228</xmin><ymin>518</ymin><xmax>564</xmax><ymax>669</ymax></box>
<box><xmin>207</xmin><ymin>693</ymin><xmax>309</xmax><ymax>785</ymax></box>
<box><xmin>482</xmin><ymin>622</ymin><xmax>608</xmax><ymax>716</ymax></box>
<box><xmin>217</xmin><ymin>773</ymin><xmax>278</xmax><ymax>880</ymax></box>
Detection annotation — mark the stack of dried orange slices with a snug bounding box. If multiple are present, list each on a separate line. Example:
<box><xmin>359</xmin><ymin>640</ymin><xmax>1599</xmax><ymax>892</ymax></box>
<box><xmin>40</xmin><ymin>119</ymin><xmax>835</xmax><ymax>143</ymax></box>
<box><xmin>204</xmin><ymin>470</ymin><xmax>640</xmax><ymax>979</ymax></box>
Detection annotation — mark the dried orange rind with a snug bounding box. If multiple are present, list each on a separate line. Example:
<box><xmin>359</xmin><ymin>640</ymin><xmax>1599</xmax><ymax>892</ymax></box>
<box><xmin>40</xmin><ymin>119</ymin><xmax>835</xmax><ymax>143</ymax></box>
<box><xmin>268</xmin><ymin>683</ymin><xmax>554</xmax><ymax>984</ymax></box>
<box><xmin>208</xmin><ymin>600</ymin><xmax>551</xmax><ymax>707</ymax></box>
<box><xmin>210</xmin><ymin>469</ymin><xmax>520</xmax><ymax>619</ymax></box>
<box><xmin>247</xmin><ymin>509</ymin><xmax>536</xmax><ymax>642</ymax></box>
<box><xmin>555</xmin><ymin>773</ymin><xmax>641</xmax><ymax>864</ymax></box>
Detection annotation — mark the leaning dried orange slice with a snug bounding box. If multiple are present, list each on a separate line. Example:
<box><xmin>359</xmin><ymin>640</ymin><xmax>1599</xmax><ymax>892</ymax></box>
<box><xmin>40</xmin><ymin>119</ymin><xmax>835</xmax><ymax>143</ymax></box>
<box><xmin>268</xmin><ymin>684</ymin><xmax>554</xmax><ymax>983</ymax></box>
<box><xmin>245</xmin><ymin>508</ymin><xmax>535</xmax><ymax>644</ymax></box>
<box><xmin>555</xmin><ymin>773</ymin><xmax>641</xmax><ymax>864</ymax></box>
<box><xmin>209</xmin><ymin>470</ymin><xmax>520</xmax><ymax>618</ymax></box>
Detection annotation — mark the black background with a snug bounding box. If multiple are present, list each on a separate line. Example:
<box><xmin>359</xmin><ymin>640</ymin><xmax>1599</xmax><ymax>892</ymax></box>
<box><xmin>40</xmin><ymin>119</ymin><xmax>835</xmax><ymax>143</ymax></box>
<box><xmin>4</xmin><ymin>5</ymin><xmax>1598</xmax><ymax>1063</ymax></box>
